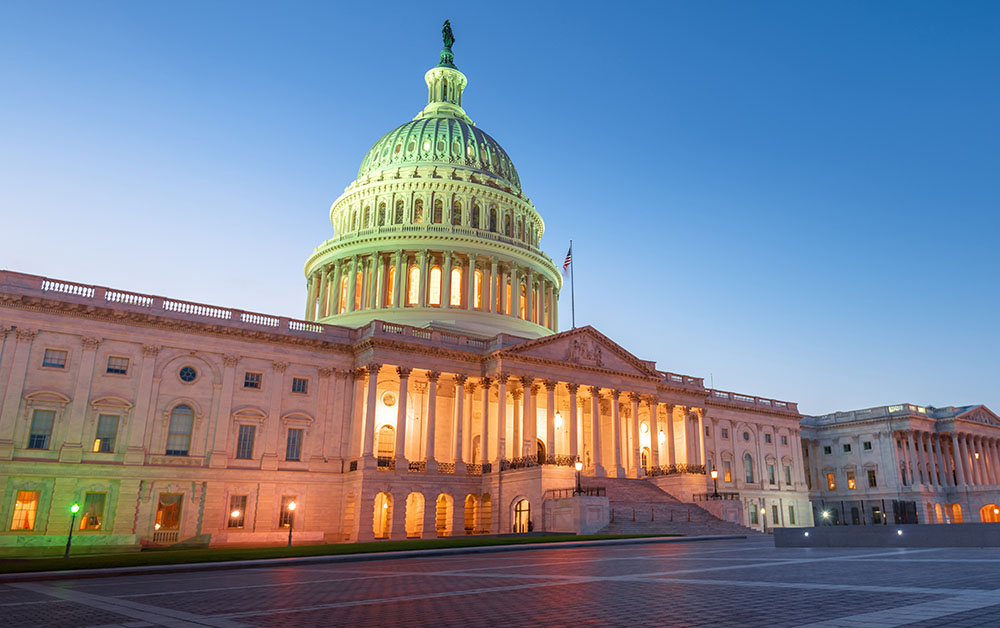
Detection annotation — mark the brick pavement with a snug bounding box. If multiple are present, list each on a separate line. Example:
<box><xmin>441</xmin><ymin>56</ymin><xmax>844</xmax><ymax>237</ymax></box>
<box><xmin>5</xmin><ymin>537</ymin><xmax>1000</xmax><ymax>627</ymax></box>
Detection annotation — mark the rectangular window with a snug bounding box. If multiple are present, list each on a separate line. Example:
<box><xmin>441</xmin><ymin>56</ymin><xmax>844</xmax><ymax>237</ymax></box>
<box><xmin>286</xmin><ymin>428</ymin><xmax>303</xmax><ymax>461</ymax></box>
<box><xmin>42</xmin><ymin>349</ymin><xmax>67</xmax><ymax>368</ymax></box>
<box><xmin>228</xmin><ymin>495</ymin><xmax>247</xmax><ymax>529</ymax></box>
<box><xmin>867</xmin><ymin>469</ymin><xmax>877</xmax><ymax>488</ymax></box>
<box><xmin>781</xmin><ymin>435</ymin><xmax>788</xmax><ymax>445</ymax></box>
<box><xmin>10</xmin><ymin>491</ymin><xmax>40</xmax><ymax>531</ymax></box>
<box><xmin>93</xmin><ymin>414</ymin><xmax>119</xmax><ymax>453</ymax></box>
<box><xmin>279</xmin><ymin>495</ymin><xmax>296</xmax><ymax>527</ymax></box>
<box><xmin>788</xmin><ymin>505</ymin><xmax>796</xmax><ymax>525</ymax></box>
<box><xmin>291</xmin><ymin>377</ymin><xmax>308</xmax><ymax>394</ymax></box>
<box><xmin>235</xmin><ymin>425</ymin><xmax>256</xmax><ymax>459</ymax></box>
<box><xmin>704</xmin><ymin>426</ymin><xmax>710</xmax><ymax>437</ymax></box>
<box><xmin>871</xmin><ymin>507</ymin><xmax>882</xmax><ymax>524</ymax></box>
<box><xmin>772</xmin><ymin>504</ymin><xmax>779</xmax><ymax>524</ymax></box>
<box><xmin>767</xmin><ymin>463</ymin><xmax>776</xmax><ymax>485</ymax></box>
<box><xmin>244</xmin><ymin>372</ymin><xmax>262</xmax><ymax>389</ymax></box>
<box><xmin>826</xmin><ymin>473</ymin><xmax>836</xmax><ymax>490</ymax></box>
<box><xmin>721</xmin><ymin>428</ymin><xmax>728</xmax><ymax>439</ymax></box>
<box><xmin>765</xmin><ymin>434</ymin><xmax>772</xmax><ymax>444</ymax></box>
<box><xmin>106</xmin><ymin>356</ymin><xmax>129</xmax><ymax>375</ymax></box>
<box><xmin>847</xmin><ymin>470</ymin><xmax>856</xmax><ymax>490</ymax></box>
<box><xmin>843</xmin><ymin>443</ymin><xmax>852</xmax><ymax>453</ymax></box>
<box><xmin>749</xmin><ymin>504</ymin><xmax>758</xmax><ymax>525</ymax></box>
<box><xmin>784</xmin><ymin>465</ymin><xmax>792</xmax><ymax>486</ymax></box>
<box><xmin>723</xmin><ymin>460</ymin><xmax>732</xmax><ymax>483</ymax></box>
<box><xmin>28</xmin><ymin>409</ymin><xmax>55</xmax><ymax>450</ymax></box>
<box><xmin>155</xmin><ymin>493</ymin><xmax>182</xmax><ymax>530</ymax></box>
<box><xmin>80</xmin><ymin>492</ymin><xmax>106</xmax><ymax>530</ymax></box>
<box><xmin>823</xmin><ymin>446</ymin><xmax>832</xmax><ymax>455</ymax></box>
<box><xmin>863</xmin><ymin>441</ymin><xmax>872</xmax><ymax>451</ymax></box>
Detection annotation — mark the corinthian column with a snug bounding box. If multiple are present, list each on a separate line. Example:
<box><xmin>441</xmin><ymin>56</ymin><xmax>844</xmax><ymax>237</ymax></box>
<box><xmin>567</xmin><ymin>383</ymin><xmax>580</xmax><ymax>460</ymax></box>
<box><xmin>453</xmin><ymin>375</ymin><xmax>467</xmax><ymax>473</ymax></box>
<box><xmin>589</xmin><ymin>387</ymin><xmax>605</xmax><ymax>477</ymax></box>
<box><xmin>611</xmin><ymin>390</ymin><xmax>624</xmax><ymax>477</ymax></box>
<box><xmin>424</xmin><ymin>372</ymin><xmax>440</xmax><ymax>472</ymax></box>
<box><xmin>394</xmin><ymin>367</ymin><xmax>411</xmax><ymax>468</ymax></box>
<box><xmin>630</xmin><ymin>393</ymin><xmax>641</xmax><ymax>477</ymax></box>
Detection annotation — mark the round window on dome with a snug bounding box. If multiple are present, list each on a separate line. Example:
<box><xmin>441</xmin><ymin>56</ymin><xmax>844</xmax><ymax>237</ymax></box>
<box><xmin>437</xmin><ymin>140</ymin><xmax>445</xmax><ymax>152</ymax></box>
<box><xmin>394</xmin><ymin>143</ymin><xmax>401</xmax><ymax>154</ymax></box>
<box><xmin>408</xmin><ymin>141</ymin><xmax>415</xmax><ymax>152</ymax></box>
<box><xmin>422</xmin><ymin>140</ymin><xmax>431</xmax><ymax>151</ymax></box>
<box><xmin>452</xmin><ymin>141</ymin><xmax>461</xmax><ymax>154</ymax></box>
<box><xmin>467</xmin><ymin>145</ymin><xmax>474</xmax><ymax>157</ymax></box>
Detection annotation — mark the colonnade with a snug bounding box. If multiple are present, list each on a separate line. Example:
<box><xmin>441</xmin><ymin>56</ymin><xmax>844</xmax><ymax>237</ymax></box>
<box><xmin>355</xmin><ymin>364</ymin><xmax>706</xmax><ymax>477</ymax></box>
<box><xmin>305</xmin><ymin>251</ymin><xmax>558</xmax><ymax>331</ymax></box>
<box><xmin>896</xmin><ymin>430</ymin><xmax>1000</xmax><ymax>489</ymax></box>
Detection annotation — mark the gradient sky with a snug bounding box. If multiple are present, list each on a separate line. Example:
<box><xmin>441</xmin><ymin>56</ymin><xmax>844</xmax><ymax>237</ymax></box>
<box><xmin>1</xmin><ymin>1</ymin><xmax>998</xmax><ymax>416</ymax></box>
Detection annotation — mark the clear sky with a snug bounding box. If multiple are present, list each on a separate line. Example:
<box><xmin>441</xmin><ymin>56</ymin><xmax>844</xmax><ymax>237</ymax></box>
<box><xmin>1</xmin><ymin>1</ymin><xmax>997</xmax><ymax>416</ymax></box>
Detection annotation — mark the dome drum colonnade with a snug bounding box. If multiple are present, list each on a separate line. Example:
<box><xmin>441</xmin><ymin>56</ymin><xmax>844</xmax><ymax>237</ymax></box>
<box><xmin>303</xmin><ymin>30</ymin><xmax>560</xmax><ymax>340</ymax></box>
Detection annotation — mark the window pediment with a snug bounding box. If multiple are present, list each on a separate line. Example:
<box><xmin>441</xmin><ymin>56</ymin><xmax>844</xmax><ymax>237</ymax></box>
<box><xmin>24</xmin><ymin>390</ymin><xmax>71</xmax><ymax>405</ymax></box>
<box><xmin>281</xmin><ymin>411</ymin><xmax>314</xmax><ymax>425</ymax></box>
<box><xmin>232</xmin><ymin>406</ymin><xmax>267</xmax><ymax>424</ymax></box>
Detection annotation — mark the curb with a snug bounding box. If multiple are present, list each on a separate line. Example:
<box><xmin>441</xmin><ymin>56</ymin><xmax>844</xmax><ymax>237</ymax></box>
<box><xmin>0</xmin><ymin>534</ymin><xmax>747</xmax><ymax>582</ymax></box>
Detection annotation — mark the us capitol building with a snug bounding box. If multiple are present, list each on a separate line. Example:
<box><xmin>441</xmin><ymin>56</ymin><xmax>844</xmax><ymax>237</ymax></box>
<box><xmin>0</xmin><ymin>26</ymin><xmax>822</xmax><ymax>554</ymax></box>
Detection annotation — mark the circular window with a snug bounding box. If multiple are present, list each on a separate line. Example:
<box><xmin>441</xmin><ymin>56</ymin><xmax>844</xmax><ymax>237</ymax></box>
<box><xmin>408</xmin><ymin>141</ymin><xmax>415</xmax><ymax>152</ymax></box>
<box><xmin>382</xmin><ymin>391</ymin><xmax>397</xmax><ymax>407</ymax></box>
<box><xmin>640</xmin><ymin>422</ymin><xmax>649</xmax><ymax>434</ymax></box>
<box><xmin>422</xmin><ymin>140</ymin><xmax>431</xmax><ymax>151</ymax></box>
<box><xmin>179</xmin><ymin>366</ymin><xmax>197</xmax><ymax>383</ymax></box>
<box><xmin>743</xmin><ymin>431</ymin><xmax>750</xmax><ymax>441</ymax></box>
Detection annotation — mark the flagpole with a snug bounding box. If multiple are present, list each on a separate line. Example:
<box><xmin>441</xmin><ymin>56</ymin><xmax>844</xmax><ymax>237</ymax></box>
<box><xmin>570</xmin><ymin>240</ymin><xmax>575</xmax><ymax>329</ymax></box>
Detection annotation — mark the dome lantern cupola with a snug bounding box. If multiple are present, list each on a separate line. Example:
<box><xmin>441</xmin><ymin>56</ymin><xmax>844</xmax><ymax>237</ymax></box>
<box><xmin>303</xmin><ymin>21</ymin><xmax>561</xmax><ymax>339</ymax></box>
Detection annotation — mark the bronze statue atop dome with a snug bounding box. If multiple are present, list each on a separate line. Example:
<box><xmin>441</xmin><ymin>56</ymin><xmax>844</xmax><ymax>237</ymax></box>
<box><xmin>438</xmin><ymin>20</ymin><xmax>457</xmax><ymax>68</ymax></box>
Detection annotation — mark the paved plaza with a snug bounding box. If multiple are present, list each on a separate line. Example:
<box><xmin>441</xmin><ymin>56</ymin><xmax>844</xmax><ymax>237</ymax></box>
<box><xmin>5</xmin><ymin>537</ymin><xmax>1000</xmax><ymax>627</ymax></box>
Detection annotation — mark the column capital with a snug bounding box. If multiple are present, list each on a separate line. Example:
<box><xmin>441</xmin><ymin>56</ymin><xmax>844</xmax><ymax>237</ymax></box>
<box><xmin>566</xmin><ymin>382</ymin><xmax>581</xmax><ymax>394</ymax></box>
<box><xmin>220</xmin><ymin>352</ymin><xmax>238</xmax><ymax>367</ymax></box>
<box><xmin>272</xmin><ymin>361</ymin><xmax>288</xmax><ymax>373</ymax></box>
<box><xmin>495</xmin><ymin>373</ymin><xmax>510</xmax><ymax>385</ymax></box>
<box><xmin>642</xmin><ymin>395</ymin><xmax>658</xmax><ymax>406</ymax></box>
<box><xmin>352</xmin><ymin>367</ymin><xmax>366</xmax><ymax>381</ymax></box>
<box><xmin>454</xmin><ymin>373</ymin><xmax>468</xmax><ymax>385</ymax></box>
<box><xmin>519</xmin><ymin>376</ymin><xmax>534</xmax><ymax>388</ymax></box>
<box><xmin>530</xmin><ymin>383</ymin><xmax>540</xmax><ymax>395</ymax></box>
<box><xmin>628</xmin><ymin>392</ymin><xmax>640</xmax><ymax>403</ymax></box>
<box><xmin>397</xmin><ymin>366</ymin><xmax>412</xmax><ymax>378</ymax></box>
<box><xmin>426</xmin><ymin>371</ymin><xmax>441</xmax><ymax>383</ymax></box>
<box><xmin>13</xmin><ymin>328</ymin><xmax>36</xmax><ymax>342</ymax></box>
<box><xmin>480</xmin><ymin>376</ymin><xmax>493</xmax><ymax>389</ymax></box>
<box><xmin>465</xmin><ymin>379</ymin><xmax>478</xmax><ymax>393</ymax></box>
<box><xmin>80</xmin><ymin>336</ymin><xmax>102</xmax><ymax>350</ymax></box>
<box><xmin>318</xmin><ymin>367</ymin><xmax>334</xmax><ymax>378</ymax></box>
<box><xmin>366</xmin><ymin>362</ymin><xmax>382</xmax><ymax>375</ymax></box>
<box><xmin>588</xmin><ymin>385</ymin><xmax>601</xmax><ymax>397</ymax></box>
<box><xmin>611</xmin><ymin>389</ymin><xmax>621</xmax><ymax>400</ymax></box>
<box><xmin>511</xmin><ymin>389</ymin><xmax>523</xmax><ymax>401</ymax></box>
<box><xmin>543</xmin><ymin>380</ymin><xmax>558</xmax><ymax>391</ymax></box>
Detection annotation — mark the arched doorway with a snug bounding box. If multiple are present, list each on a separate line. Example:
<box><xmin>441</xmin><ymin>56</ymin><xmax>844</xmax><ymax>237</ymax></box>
<box><xmin>980</xmin><ymin>504</ymin><xmax>1000</xmax><ymax>522</ymax></box>
<box><xmin>405</xmin><ymin>492</ymin><xmax>424</xmax><ymax>538</ymax></box>
<box><xmin>464</xmin><ymin>494</ymin><xmax>479</xmax><ymax>535</ymax></box>
<box><xmin>513</xmin><ymin>499</ymin><xmax>530</xmax><ymax>533</ymax></box>
<box><xmin>536</xmin><ymin>440</ymin><xmax>546</xmax><ymax>465</ymax></box>
<box><xmin>934</xmin><ymin>503</ymin><xmax>944</xmax><ymax>524</ymax></box>
<box><xmin>436</xmin><ymin>494</ymin><xmax>453</xmax><ymax>537</ymax></box>
<box><xmin>949</xmin><ymin>503</ymin><xmax>963</xmax><ymax>523</ymax></box>
<box><xmin>641</xmin><ymin>447</ymin><xmax>650</xmax><ymax>470</ymax></box>
<box><xmin>373</xmin><ymin>492</ymin><xmax>392</xmax><ymax>539</ymax></box>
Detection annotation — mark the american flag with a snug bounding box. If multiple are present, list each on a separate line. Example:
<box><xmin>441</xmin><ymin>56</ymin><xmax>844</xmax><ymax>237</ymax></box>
<box><xmin>562</xmin><ymin>244</ymin><xmax>572</xmax><ymax>273</ymax></box>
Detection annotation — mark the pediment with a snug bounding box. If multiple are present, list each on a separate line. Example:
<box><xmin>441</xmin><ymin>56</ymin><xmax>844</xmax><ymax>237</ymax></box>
<box><xmin>496</xmin><ymin>326</ymin><xmax>660</xmax><ymax>379</ymax></box>
<box><xmin>958</xmin><ymin>405</ymin><xmax>1000</xmax><ymax>426</ymax></box>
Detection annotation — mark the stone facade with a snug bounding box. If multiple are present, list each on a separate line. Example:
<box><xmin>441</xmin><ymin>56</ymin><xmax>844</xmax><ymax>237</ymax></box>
<box><xmin>801</xmin><ymin>403</ymin><xmax>1000</xmax><ymax>526</ymax></box>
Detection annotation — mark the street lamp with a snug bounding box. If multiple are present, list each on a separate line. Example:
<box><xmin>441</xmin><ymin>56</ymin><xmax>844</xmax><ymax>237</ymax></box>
<box><xmin>286</xmin><ymin>501</ymin><xmax>297</xmax><ymax>547</ymax></box>
<box><xmin>64</xmin><ymin>503</ymin><xmax>80</xmax><ymax>558</ymax></box>
<box><xmin>822</xmin><ymin>510</ymin><xmax>831</xmax><ymax>526</ymax></box>
<box><xmin>710</xmin><ymin>469</ymin><xmax>720</xmax><ymax>499</ymax></box>
<box><xmin>574</xmin><ymin>459</ymin><xmax>583</xmax><ymax>495</ymax></box>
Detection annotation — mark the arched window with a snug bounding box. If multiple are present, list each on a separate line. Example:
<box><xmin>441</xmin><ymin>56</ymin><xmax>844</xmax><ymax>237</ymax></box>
<box><xmin>407</xmin><ymin>266</ymin><xmax>420</xmax><ymax>305</ymax></box>
<box><xmin>452</xmin><ymin>200</ymin><xmax>462</xmax><ymax>225</ymax></box>
<box><xmin>429</xmin><ymin>266</ymin><xmax>442</xmax><ymax>306</ymax></box>
<box><xmin>363</xmin><ymin>205</ymin><xmax>371</xmax><ymax>228</ymax></box>
<box><xmin>166</xmin><ymin>405</ymin><xmax>194</xmax><ymax>456</ymax></box>
<box><xmin>414</xmin><ymin>199</ymin><xmax>424</xmax><ymax>223</ymax></box>
<box><xmin>489</xmin><ymin>207</ymin><xmax>497</xmax><ymax>232</ymax></box>
<box><xmin>386</xmin><ymin>266</ymin><xmax>396</xmax><ymax>306</ymax></box>
<box><xmin>377</xmin><ymin>425</ymin><xmax>395</xmax><ymax>459</ymax></box>
<box><xmin>504</xmin><ymin>214</ymin><xmax>511</xmax><ymax>236</ymax></box>
<box><xmin>513</xmin><ymin>499</ymin><xmax>530</xmax><ymax>533</ymax></box>
<box><xmin>354</xmin><ymin>269</ymin><xmax>363</xmax><ymax>310</ymax></box>
<box><xmin>373</xmin><ymin>492</ymin><xmax>391</xmax><ymax>539</ymax></box>
<box><xmin>519</xmin><ymin>283</ymin><xmax>526</xmax><ymax>319</ymax></box>
<box><xmin>350</xmin><ymin>211</ymin><xmax>357</xmax><ymax>230</ymax></box>
<box><xmin>744</xmin><ymin>453</ymin><xmax>754</xmax><ymax>483</ymax></box>
<box><xmin>517</xmin><ymin>217</ymin><xmax>523</xmax><ymax>240</ymax></box>
<box><xmin>641</xmin><ymin>447</ymin><xmax>650</xmax><ymax>469</ymax></box>
<box><xmin>450</xmin><ymin>267</ymin><xmax>462</xmax><ymax>306</ymax></box>
<box><xmin>505</xmin><ymin>281</ymin><xmax>511</xmax><ymax>315</ymax></box>
<box><xmin>474</xmin><ymin>269</ymin><xmax>483</xmax><ymax>308</ymax></box>
<box><xmin>472</xmin><ymin>203</ymin><xmax>481</xmax><ymax>228</ymax></box>
<box><xmin>433</xmin><ymin>198</ymin><xmax>443</xmax><ymax>223</ymax></box>
<box><xmin>339</xmin><ymin>275</ymin><xmax>348</xmax><ymax>313</ymax></box>
<box><xmin>377</xmin><ymin>202</ymin><xmax>386</xmax><ymax>226</ymax></box>
<box><xmin>394</xmin><ymin>200</ymin><xmax>404</xmax><ymax>224</ymax></box>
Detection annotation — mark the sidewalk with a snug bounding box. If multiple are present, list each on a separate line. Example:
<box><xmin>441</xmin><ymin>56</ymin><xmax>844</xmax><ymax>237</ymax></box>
<box><xmin>0</xmin><ymin>534</ymin><xmax>746</xmax><ymax>582</ymax></box>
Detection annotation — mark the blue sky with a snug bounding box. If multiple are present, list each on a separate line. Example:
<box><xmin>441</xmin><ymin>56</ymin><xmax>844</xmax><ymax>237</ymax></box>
<box><xmin>1</xmin><ymin>1</ymin><xmax>997</xmax><ymax>415</ymax></box>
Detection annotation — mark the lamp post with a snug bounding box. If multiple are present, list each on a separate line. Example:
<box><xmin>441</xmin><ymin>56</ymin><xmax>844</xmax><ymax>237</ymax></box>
<box><xmin>710</xmin><ymin>469</ymin><xmax>720</xmax><ymax>499</ymax></box>
<box><xmin>64</xmin><ymin>503</ymin><xmax>80</xmax><ymax>558</ymax></box>
<box><xmin>821</xmin><ymin>510</ymin><xmax>831</xmax><ymax>526</ymax></box>
<box><xmin>286</xmin><ymin>501</ymin><xmax>297</xmax><ymax>547</ymax></box>
<box><xmin>574</xmin><ymin>459</ymin><xmax>583</xmax><ymax>495</ymax></box>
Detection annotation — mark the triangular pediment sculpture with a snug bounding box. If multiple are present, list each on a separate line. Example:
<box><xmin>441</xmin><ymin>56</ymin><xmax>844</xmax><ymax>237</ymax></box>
<box><xmin>497</xmin><ymin>326</ymin><xmax>662</xmax><ymax>379</ymax></box>
<box><xmin>958</xmin><ymin>405</ymin><xmax>1000</xmax><ymax>426</ymax></box>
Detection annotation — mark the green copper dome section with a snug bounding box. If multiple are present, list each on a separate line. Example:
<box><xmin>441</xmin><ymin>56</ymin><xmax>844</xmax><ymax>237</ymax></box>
<box><xmin>356</xmin><ymin>118</ymin><xmax>522</xmax><ymax>189</ymax></box>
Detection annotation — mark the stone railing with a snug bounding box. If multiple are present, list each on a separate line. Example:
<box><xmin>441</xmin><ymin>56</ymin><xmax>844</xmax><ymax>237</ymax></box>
<box><xmin>376</xmin><ymin>456</ymin><xmax>395</xmax><ymax>471</ymax></box>
<box><xmin>358</xmin><ymin>320</ymin><xmax>501</xmax><ymax>353</ymax></box>
<box><xmin>545</xmin><ymin>487</ymin><xmax>606</xmax><ymax>500</ymax></box>
<box><xmin>692</xmin><ymin>492</ymin><xmax>741</xmax><ymax>502</ymax></box>
<box><xmin>408</xmin><ymin>460</ymin><xmax>426</xmax><ymax>473</ymax></box>
<box><xmin>315</xmin><ymin>222</ymin><xmax>555</xmax><ymax>260</ymax></box>
<box><xmin>658</xmin><ymin>371</ymin><xmax>705</xmax><ymax>389</ymax></box>
<box><xmin>647</xmin><ymin>463</ymin><xmax>706</xmax><ymax>476</ymax></box>
<box><xmin>708</xmin><ymin>389</ymin><xmax>799</xmax><ymax>414</ymax></box>
<box><xmin>1</xmin><ymin>271</ymin><xmax>352</xmax><ymax>343</ymax></box>
<box><xmin>500</xmin><ymin>457</ymin><xmax>539</xmax><ymax>471</ymax></box>
<box><xmin>438</xmin><ymin>462</ymin><xmax>455</xmax><ymax>474</ymax></box>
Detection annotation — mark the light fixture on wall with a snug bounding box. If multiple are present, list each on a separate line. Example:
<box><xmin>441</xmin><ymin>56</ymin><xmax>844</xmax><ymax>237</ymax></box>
<box><xmin>640</xmin><ymin>423</ymin><xmax>649</xmax><ymax>434</ymax></box>
<box><xmin>554</xmin><ymin>412</ymin><xmax>563</xmax><ymax>428</ymax></box>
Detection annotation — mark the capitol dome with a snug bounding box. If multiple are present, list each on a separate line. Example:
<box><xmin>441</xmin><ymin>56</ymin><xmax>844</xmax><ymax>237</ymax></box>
<box><xmin>303</xmin><ymin>24</ymin><xmax>561</xmax><ymax>339</ymax></box>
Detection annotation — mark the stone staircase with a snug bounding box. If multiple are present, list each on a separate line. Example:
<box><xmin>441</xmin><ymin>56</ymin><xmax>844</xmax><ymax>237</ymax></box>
<box><xmin>589</xmin><ymin>477</ymin><xmax>761</xmax><ymax>537</ymax></box>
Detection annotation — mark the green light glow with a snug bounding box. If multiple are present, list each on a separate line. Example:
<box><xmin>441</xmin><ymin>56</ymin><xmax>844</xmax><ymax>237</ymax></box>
<box><xmin>69</xmin><ymin>503</ymin><xmax>80</xmax><ymax>514</ymax></box>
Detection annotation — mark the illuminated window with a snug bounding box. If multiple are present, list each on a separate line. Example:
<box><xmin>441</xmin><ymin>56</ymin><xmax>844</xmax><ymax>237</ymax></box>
<box><xmin>228</xmin><ymin>495</ymin><xmax>247</xmax><ymax>529</ymax></box>
<box><xmin>339</xmin><ymin>275</ymin><xmax>348</xmax><ymax>313</ymax></box>
<box><xmin>10</xmin><ymin>491</ymin><xmax>40</xmax><ymax>530</ymax></box>
<box><xmin>826</xmin><ymin>473</ymin><xmax>836</xmax><ymax>490</ymax></box>
<box><xmin>519</xmin><ymin>284</ymin><xmax>526</xmax><ymax>319</ymax></box>
<box><xmin>474</xmin><ymin>270</ymin><xmax>482</xmax><ymax>308</ymax></box>
<box><xmin>723</xmin><ymin>460</ymin><xmax>732</xmax><ymax>483</ymax></box>
<box><xmin>166</xmin><ymin>405</ymin><xmax>193</xmax><ymax>456</ymax></box>
<box><xmin>450</xmin><ymin>267</ymin><xmax>462</xmax><ymax>306</ymax></box>
<box><xmin>505</xmin><ymin>281</ymin><xmax>511</xmax><ymax>315</ymax></box>
<box><xmin>452</xmin><ymin>201</ymin><xmax>462</xmax><ymax>225</ymax></box>
<box><xmin>433</xmin><ymin>198</ymin><xmax>443</xmax><ymax>223</ymax></box>
<box><xmin>429</xmin><ymin>266</ymin><xmax>442</xmax><ymax>305</ymax></box>
<box><xmin>377</xmin><ymin>425</ymin><xmax>395</xmax><ymax>459</ymax></box>
<box><xmin>847</xmin><ymin>470</ymin><xmax>856</xmax><ymax>490</ymax></box>
<box><xmin>354</xmin><ymin>271</ymin><xmax>363</xmax><ymax>310</ymax></box>
<box><xmin>407</xmin><ymin>266</ymin><xmax>420</xmax><ymax>305</ymax></box>
<box><xmin>414</xmin><ymin>199</ymin><xmax>424</xmax><ymax>223</ymax></box>
<box><xmin>93</xmin><ymin>414</ymin><xmax>118</xmax><ymax>453</ymax></box>
<box><xmin>79</xmin><ymin>492</ymin><xmax>106</xmax><ymax>530</ymax></box>
<box><xmin>155</xmin><ymin>493</ymin><xmax>183</xmax><ymax>530</ymax></box>
<box><xmin>279</xmin><ymin>495</ymin><xmax>296</xmax><ymax>527</ymax></box>
<box><xmin>386</xmin><ymin>266</ymin><xmax>396</xmax><ymax>306</ymax></box>
<box><xmin>394</xmin><ymin>200</ymin><xmax>404</xmax><ymax>223</ymax></box>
